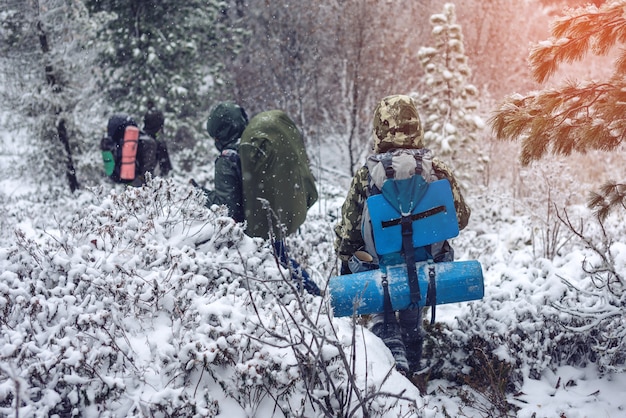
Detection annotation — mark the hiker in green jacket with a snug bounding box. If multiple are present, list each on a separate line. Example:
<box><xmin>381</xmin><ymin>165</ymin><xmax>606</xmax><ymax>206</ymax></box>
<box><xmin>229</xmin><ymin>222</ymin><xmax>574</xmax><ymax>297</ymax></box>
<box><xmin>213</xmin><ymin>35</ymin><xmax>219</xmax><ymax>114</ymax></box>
<box><xmin>195</xmin><ymin>102</ymin><xmax>321</xmax><ymax>296</ymax></box>
<box><xmin>198</xmin><ymin>102</ymin><xmax>248</xmax><ymax>223</ymax></box>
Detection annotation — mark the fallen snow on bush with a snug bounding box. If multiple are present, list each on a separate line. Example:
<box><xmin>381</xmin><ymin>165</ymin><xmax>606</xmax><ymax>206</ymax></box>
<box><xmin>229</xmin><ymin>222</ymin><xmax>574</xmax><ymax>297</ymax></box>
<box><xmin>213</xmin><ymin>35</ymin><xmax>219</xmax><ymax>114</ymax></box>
<box><xmin>1</xmin><ymin>175</ymin><xmax>626</xmax><ymax>417</ymax></box>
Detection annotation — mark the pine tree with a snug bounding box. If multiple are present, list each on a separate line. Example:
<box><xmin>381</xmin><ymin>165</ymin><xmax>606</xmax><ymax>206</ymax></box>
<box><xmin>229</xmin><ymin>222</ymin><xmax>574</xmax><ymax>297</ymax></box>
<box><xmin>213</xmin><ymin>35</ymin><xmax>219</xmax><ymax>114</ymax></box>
<box><xmin>489</xmin><ymin>1</ymin><xmax>626</xmax><ymax>218</ymax></box>
<box><xmin>85</xmin><ymin>0</ymin><xmax>243</xmax><ymax>121</ymax></box>
<box><xmin>416</xmin><ymin>3</ymin><xmax>483</xmax><ymax>177</ymax></box>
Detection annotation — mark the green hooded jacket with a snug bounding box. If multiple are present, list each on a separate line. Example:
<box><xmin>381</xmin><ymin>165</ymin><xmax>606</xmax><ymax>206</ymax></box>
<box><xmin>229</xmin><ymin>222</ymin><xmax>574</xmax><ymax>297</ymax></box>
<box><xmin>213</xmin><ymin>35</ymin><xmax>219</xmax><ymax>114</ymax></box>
<box><xmin>202</xmin><ymin>145</ymin><xmax>244</xmax><ymax>223</ymax></box>
<box><xmin>203</xmin><ymin>103</ymin><xmax>248</xmax><ymax>222</ymax></box>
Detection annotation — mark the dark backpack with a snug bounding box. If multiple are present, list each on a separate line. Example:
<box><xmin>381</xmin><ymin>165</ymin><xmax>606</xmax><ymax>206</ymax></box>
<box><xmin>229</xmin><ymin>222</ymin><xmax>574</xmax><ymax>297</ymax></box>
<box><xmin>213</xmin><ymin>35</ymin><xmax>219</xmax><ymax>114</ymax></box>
<box><xmin>100</xmin><ymin>114</ymin><xmax>157</xmax><ymax>185</ymax></box>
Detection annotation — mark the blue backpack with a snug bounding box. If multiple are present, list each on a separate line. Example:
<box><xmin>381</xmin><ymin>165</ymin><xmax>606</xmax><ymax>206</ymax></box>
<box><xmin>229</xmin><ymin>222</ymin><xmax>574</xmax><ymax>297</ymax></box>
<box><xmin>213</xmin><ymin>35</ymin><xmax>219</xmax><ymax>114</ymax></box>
<box><xmin>328</xmin><ymin>148</ymin><xmax>484</xmax><ymax>318</ymax></box>
<box><xmin>362</xmin><ymin>148</ymin><xmax>459</xmax><ymax>313</ymax></box>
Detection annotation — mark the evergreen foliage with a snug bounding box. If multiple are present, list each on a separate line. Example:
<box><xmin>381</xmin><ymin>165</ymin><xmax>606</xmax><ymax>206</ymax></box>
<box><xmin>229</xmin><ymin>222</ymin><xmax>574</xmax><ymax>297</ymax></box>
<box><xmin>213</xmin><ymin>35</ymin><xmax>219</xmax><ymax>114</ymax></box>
<box><xmin>85</xmin><ymin>0</ymin><xmax>244</xmax><ymax>121</ymax></box>
<box><xmin>489</xmin><ymin>1</ymin><xmax>626</xmax><ymax>218</ymax></box>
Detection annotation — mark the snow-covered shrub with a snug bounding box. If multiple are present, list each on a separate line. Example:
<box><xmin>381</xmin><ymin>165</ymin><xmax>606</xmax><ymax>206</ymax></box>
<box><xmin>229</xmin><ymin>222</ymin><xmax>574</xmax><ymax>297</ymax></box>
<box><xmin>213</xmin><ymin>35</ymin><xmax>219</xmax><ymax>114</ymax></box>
<box><xmin>0</xmin><ymin>177</ymin><xmax>416</xmax><ymax>417</ymax></box>
<box><xmin>554</xmin><ymin>211</ymin><xmax>626</xmax><ymax>374</ymax></box>
<box><xmin>444</xmin><ymin>196</ymin><xmax>626</xmax><ymax>387</ymax></box>
<box><xmin>0</xmin><ymin>178</ymin><xmax>256</xmax><ymax>416</ymax></box>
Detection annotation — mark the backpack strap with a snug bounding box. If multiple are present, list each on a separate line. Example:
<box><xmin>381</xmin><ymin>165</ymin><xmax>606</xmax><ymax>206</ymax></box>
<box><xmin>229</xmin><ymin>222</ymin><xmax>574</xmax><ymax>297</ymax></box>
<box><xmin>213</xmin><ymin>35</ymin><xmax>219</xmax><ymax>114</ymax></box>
<box><xmin>367</xmin><ymin>153</ymin><xmax>396</xmax><ymax>196</ymax></box>
<box><xmin>381</xmin><ymin>154</ymin><xmax>395</xmax><ymax>179</ymax></box>
<box><xmin>401</xmin><ymin>215</ymin><xmax>421</xmax><ymax>308</ymax></box>
<box><xmin>412</xmin><ymin>153</ymin><xmax>423</xmax><ymax>176</ymax></box>
<box><xmin>220</xmin><ymin>148</ymin><xmax>242</xmax><ymax>180</ymax></box>
<box><xmin>425</xmin><ymin>265</ymin><xmax>437</xmax><ymax>324</ymax></box>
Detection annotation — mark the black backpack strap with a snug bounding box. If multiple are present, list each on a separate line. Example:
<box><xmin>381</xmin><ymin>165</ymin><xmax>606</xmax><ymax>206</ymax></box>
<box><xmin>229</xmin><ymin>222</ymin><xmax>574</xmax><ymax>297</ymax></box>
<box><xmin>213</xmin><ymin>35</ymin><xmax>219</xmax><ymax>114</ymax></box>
<box><xmin>413</xmin><ymin>152</ymin><xmax>423</xmax><ymax>176</ymax></box>
<box><xmin>381</xmin><ymin>153</ymin><xmax>395</xmax><ymax>179</ymax></box>
<box><xmin>381</xmin><ymin>275</ymin><xmax>396</xmax><ymax>334</ymax></box>
<box><xmin>425</xmin><ymin>265</ymin><xmax>437</xmax><ymax>324</ymax></box>
<box><xmin>401</xmin><ymin>216</ymin><xmax>420</xmax><ymax>308</ymax></box>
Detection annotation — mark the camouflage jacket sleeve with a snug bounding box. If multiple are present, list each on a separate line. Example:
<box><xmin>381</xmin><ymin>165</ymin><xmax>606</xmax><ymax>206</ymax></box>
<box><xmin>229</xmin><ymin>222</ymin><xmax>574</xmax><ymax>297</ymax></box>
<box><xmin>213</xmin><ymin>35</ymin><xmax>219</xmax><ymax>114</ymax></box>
<box><xmin>432</xmin><ymin>158</ymin><xmax>471</xmax><ymax>230</ymax></box>
<box><xmin>203</xmin><ymin>153</ymin><xmax>244</xmax><ymax>222</ymax></box>
<box><xmin>334</xmin><ymin>166</ymin><xmax>369</xmax><ymax>262</ymax></box>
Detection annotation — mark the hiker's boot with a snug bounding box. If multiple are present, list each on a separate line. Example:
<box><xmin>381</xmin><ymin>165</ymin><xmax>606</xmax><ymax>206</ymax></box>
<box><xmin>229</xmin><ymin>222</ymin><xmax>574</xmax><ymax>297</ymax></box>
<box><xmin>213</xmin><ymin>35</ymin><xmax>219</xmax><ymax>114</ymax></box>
<box><xmin>371</xmin><ymin>313</ymin><xmax>409</xmax><ymax>374</ymax></box>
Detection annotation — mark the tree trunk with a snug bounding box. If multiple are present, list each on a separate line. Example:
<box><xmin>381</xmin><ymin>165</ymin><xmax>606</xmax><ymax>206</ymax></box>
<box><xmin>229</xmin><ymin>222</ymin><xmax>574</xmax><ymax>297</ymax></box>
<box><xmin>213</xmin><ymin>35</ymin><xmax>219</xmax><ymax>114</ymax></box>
<box><xmin>37</xmin><ymin>20</ymin><xmax>80</xmax><ymax>192</ymax></box>
<box><xmin>57</xmin><ymin>118</ymin><xmax>80</xmax><ymax>192</ymax></box>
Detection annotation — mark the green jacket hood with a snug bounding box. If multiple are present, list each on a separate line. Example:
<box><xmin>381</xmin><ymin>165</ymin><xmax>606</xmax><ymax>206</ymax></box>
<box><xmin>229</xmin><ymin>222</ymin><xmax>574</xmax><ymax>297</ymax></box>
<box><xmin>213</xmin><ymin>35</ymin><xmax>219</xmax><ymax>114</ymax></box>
<box><xmin>206</xmin><ymin>102</ymin><xmax>248</xmax><ymax>151</ymax></box>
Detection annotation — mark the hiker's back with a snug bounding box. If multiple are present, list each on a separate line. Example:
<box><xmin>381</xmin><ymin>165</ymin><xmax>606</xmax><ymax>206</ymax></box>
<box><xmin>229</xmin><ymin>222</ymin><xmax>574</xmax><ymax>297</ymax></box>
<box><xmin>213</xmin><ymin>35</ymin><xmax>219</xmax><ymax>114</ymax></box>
<box><xmin>331</xmin><ymin>94</ymin><xmax>480</xmax><ymax>377</ymax></box>
<box><xmin>239</xmin><ymin>110</ymin><xmax>317</xmax><ymax>238</ymax></box>
<box><xmin>361</xmin><ymin>147</ymin><xmax>458</xmax><ymax>266</ymax></box>
<box><xmin>135</xmin><ymin>132</ymin><xmax>157</xmax><ymax>184</ymax></box>
<box><xmin>143</xmin><ymin>105</ymin><xmax>172</xmax><ymax>177</ymax></box>
<box><xmin>100</xmin><ymin>113</ymin><xmax>157</xmax><ymax>186</ymax></box>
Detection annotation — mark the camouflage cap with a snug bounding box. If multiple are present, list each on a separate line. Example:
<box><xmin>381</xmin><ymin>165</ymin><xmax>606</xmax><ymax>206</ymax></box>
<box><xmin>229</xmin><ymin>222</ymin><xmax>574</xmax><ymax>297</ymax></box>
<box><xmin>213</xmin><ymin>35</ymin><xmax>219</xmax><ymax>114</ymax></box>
<box><xmin>373</xmin><ymin>95</ymin><xmax>424</xmax><ymax>153</ymax></box>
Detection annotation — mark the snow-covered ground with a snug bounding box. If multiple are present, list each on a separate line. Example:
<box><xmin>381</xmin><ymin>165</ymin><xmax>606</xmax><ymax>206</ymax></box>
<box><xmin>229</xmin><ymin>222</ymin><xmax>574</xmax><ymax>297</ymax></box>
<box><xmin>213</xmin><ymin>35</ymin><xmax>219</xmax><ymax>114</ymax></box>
<box><xmin>1</xmin><ymin>117</ymin><xmax>626</xmax><ymax>417</ymax></box>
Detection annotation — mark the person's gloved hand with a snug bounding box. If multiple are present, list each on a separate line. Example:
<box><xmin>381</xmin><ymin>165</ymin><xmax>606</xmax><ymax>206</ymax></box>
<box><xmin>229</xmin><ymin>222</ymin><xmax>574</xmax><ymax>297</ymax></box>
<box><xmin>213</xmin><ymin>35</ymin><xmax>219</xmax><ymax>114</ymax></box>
<box><xmin>348</xmin><ymin>250</ymin><xmax>378</xmax><ymax>273</ymax></box>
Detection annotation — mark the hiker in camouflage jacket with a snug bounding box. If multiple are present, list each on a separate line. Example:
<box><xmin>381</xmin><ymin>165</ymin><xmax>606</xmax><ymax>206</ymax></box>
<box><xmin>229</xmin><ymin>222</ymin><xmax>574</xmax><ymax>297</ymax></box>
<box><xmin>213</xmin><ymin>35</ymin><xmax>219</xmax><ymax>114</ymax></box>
<box><xmin>334</xmin><ymin>95</ymin><xmax>471</xmax><ymax>265</ymax></box>
<box><xmin>333</xmin><ymin>94</ymin><xmax>471</xmax><ymax>376</ymax></box>
<box><xmin>200</xmin><ymin>102</ymin><xmax>248</xmax><ymax>223</ymax></box>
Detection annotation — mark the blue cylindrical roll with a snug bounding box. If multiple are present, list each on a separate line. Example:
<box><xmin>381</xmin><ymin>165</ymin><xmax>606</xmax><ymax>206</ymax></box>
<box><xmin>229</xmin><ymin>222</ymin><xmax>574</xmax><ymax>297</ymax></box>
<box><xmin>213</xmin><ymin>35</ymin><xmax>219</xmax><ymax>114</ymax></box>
<box><xmin>328</xmin><ymin>260</ymin><xmax>484</xmax><ymax>317</ymax></box>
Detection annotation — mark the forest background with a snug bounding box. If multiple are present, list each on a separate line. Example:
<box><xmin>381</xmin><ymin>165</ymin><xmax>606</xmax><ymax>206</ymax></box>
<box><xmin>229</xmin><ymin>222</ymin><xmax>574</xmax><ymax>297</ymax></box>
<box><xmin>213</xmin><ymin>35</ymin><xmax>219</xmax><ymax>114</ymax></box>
<box><xmin>3</xmin><ymin>0</ymin><xmax>626</xmax><ymax>416</ymax></box>
<box><xmin>1</xmin><ymin>0</ymin><xmax>603</xmax><ymax>190</ymax></box>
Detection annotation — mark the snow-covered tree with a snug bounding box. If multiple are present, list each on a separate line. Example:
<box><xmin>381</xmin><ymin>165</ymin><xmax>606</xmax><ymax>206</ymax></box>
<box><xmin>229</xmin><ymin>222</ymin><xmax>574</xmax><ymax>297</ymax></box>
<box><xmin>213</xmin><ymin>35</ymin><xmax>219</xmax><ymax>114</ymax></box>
<box><xmin>489</xmin><ymin>1</ymin><xmax>626</xmax><ymax>218</ymax></box>
<box><xmin>0</xmin><ymin>0</ymin><xmax>105</xmax><ymax>192</ymax></box>
<box><xmin>224</xmin><ymin>0</ymin><xmax>436</xmax><ymax>176</ymax></box>
<box><xmin>84</xmin><ymin>0</ymin><xmax>243</xmax><ymax>123</ymax></box>
<box><xmin>333</xmin><ymin>0</ymin><xmax>435</xmax><ymax>175</ymax></box>
<box><xmin>416</xmin><ymin>3</ymin><xmax>483</xmax><ymax>170</ymax></box>
<box><xmin>490</xmin><ymin>1</ymin><xmax>626</xmax><ymax>371</ymax></box>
